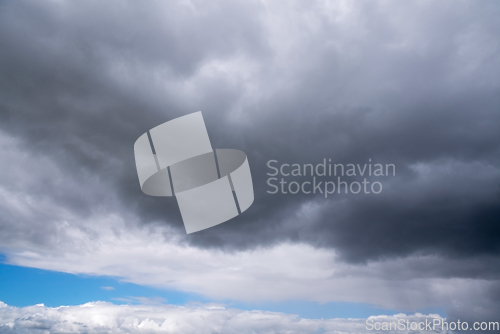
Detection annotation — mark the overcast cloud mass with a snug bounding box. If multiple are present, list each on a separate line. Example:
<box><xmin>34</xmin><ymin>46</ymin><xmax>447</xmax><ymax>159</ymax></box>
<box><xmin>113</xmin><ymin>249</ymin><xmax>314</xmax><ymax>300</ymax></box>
<box><xmin>0</xmin><ymin>0</ymin><xmax>500</xmax><ymax>332</ymax></box>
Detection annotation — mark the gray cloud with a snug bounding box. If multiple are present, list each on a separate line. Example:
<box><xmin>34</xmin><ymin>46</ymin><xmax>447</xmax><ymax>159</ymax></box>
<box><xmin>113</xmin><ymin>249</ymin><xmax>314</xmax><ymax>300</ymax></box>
<box><xmin>1</xmin><ymin>0</ymin><xmax>500</xmax><ymax>326</ymax></box>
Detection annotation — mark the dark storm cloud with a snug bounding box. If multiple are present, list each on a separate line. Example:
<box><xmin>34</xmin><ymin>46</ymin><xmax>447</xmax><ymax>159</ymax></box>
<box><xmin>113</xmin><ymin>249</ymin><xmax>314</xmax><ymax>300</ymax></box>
<box><xmin>0</xmin><ymin>0</ymin><xmax>270</xmax><ymax>241</ymax></box>
<box><xmin>186</xmin><ymin>0</ymin><xmax>500</xmax><ymax>269</ymax></box>
<box><xmin>1</xmin><ymin>0</ymin><xmax>500</xmax><ymax>284</ymax></box>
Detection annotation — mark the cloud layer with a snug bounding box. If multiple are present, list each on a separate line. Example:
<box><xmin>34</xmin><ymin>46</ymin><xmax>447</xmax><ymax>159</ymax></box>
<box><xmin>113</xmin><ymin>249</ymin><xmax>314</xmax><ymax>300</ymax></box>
<box><xmin>0</xmin><ymin>301</ymin><xmax>447</xmax><ymax>334</ymax></box>
<box><xmin>0</xmin><ymin>0</ymin><xmax>500</xmax><ymax>329</ymax></box>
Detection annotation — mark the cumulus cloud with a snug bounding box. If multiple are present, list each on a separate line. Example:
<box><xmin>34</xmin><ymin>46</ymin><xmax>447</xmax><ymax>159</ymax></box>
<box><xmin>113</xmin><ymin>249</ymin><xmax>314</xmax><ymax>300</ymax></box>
<box><xmin>0</xmin><ymin>301</ymin><xmax>447</xmax><ymax>334</ymax></box>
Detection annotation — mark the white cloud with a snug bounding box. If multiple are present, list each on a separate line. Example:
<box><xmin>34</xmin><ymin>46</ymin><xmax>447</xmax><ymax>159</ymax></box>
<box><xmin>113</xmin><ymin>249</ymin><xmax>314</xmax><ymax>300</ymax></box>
<box><xmin>0</xmin><ymin>300</ymin><xmax>447</xmax><ymax>334</ymax></box>
<box><xmin>2</xmin><ymin>206</ymin><xmax>495</xmax><ymax>313</ymax></box>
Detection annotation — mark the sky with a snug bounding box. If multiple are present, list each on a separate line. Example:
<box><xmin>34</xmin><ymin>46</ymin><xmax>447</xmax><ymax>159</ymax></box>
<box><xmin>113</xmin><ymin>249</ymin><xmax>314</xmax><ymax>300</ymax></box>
<box><xmin>0</xmin><ymin>0</ymin><xmax>499</xmax><ymax>333</ymax></box>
